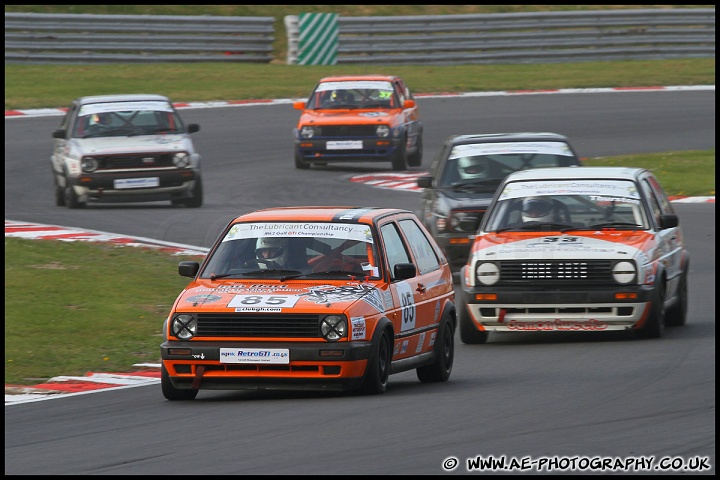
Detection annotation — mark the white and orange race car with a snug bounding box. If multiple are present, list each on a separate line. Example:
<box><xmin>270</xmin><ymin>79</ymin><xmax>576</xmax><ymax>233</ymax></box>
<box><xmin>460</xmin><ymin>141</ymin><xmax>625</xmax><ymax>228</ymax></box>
<box><xmin>161</xmin><ymin>206</ymin><xmax>456</xmax><ymax>400</ymax></box>
<box><xmin>460</xmin><ymin>167</ymin><xmax>689</xmax><ymax>343</ymax></box>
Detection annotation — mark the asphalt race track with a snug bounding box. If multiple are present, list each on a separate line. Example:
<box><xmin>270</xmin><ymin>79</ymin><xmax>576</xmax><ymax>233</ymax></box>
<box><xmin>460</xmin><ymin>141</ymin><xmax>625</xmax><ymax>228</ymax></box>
<box><xmin>4</xmin><ymin>88</ymin><xmax>715</xmax><ymax>475</ymax></box>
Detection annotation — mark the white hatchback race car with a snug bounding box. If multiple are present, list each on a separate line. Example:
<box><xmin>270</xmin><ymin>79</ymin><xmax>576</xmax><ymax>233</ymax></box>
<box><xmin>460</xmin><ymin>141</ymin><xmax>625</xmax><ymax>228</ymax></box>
<box><xmin>51</xmin><ymin>94</ymin><xmax>203</xmax><ymax>208</ymax></box>
<box><xmin>460</xmin><ymin>166</ymin><xmax>689</xmax><ymax>343</ymax></box>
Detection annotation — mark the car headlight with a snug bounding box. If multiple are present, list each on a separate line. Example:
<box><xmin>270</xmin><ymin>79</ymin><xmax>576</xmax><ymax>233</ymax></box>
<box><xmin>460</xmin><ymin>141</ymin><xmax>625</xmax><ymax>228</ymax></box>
<box><xmin>476</xmin><ymin>262</ymin><xmax>500</xmax><ymax>286</ymax></box>
<box><xmin>171</xmin><ymin>314</ymin><xmax>197</xmax><ymax>340</ymax></box>
<box><xmin>376</xmin><ymin>125</ymin><xmax>390</xmax><ymax>137</ymax></box>
<box><xmin>612</xmin><ymin>261</ymin><xmax>636</xmax><ymax>284</ymax></box>
<box><xmin>300</xmin><ymin>126</ymin><xmax>316</xmax><ymax>139</ymax></box>
<box><xmin>320</xmin><ymin>315</ymin><xmax>347</xmax><ymax>341</ymax></box>
<box><xmin>173</xmin><ymin>152</ymin><xmax>190</xmax><ymax>168</ymax></box>
<box><xmin>81</xmin><ymin>156</ymin><xmax>98</xmax><ymax>173</ymax></box>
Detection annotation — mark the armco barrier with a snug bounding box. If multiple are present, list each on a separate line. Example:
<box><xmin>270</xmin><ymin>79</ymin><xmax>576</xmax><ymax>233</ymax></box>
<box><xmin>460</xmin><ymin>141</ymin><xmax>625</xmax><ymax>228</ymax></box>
<box><xmin>4</xmin><ymin>9</ymin><xmax>716</xmax><ymax>65</ymax></box>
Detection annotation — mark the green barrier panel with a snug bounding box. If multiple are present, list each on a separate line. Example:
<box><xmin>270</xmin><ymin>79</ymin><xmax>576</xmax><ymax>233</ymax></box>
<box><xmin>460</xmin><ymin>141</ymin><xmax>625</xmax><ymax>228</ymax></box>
<box><xmin>298</xmin><ymin>13</ymin><xmax>338</xmax><ymax>65</ymax></box>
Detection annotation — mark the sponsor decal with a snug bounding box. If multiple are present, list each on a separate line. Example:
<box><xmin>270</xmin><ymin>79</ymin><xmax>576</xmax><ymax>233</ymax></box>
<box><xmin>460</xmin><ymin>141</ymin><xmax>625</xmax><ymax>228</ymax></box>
<box><xmin>300</xmin><ymin>284</ymin><xmax>384</xmax><ymax>312</ymax></box>
<box><xmin>220</xmin><ymin>348</ymin><xmax>289</xmax><ymax>364</ymax></box>
<box><xmin>434</xmin><ymin>300</ymin><xmax>440</xmax><ymax>322</ymax></box>
<box><xmin>400</xmin><ymin>340</ymin><xmax>409</xmax><ymax>354</ymax></box>
<box><xmin>222</xmin><ymin>222</ymin><xmax>373</xmax><ymax>243</ymax></box>
<box><xmin>416</xmin><ymin>332</ymin><xmax>426</xmax><ymax>353</ymax></box>
<box><xmin>507</xmin><ymin>319</ymin><xmax>609</xmax><ymax>331</ymax></box>
<box><xmin>429</xmin><ymin>331</ymin><xmax>437</xmax><ymax>347</ymax></box>
<box><xmin>235</xmin><ymin>307</ymin><xmax>282</xmax><ymax>312</ymax></box>
<box><xmin>359</xmin><ymin>112</ymin><xmax>389</xmax><ymax>117</ymax></box>
<box><xmin>186</xmin><ymin>294</ymin><xmax>222</xmax><ymax>304</ymax></box>
<box><xmin>351</xmin><ymin>316</ymin><xmax>366</xmax><ymax>340</ymax></box>
<box><xmin>450</xmin><ymin>141</ymin><xmax>575</xmax><ymax>158</ymax></box>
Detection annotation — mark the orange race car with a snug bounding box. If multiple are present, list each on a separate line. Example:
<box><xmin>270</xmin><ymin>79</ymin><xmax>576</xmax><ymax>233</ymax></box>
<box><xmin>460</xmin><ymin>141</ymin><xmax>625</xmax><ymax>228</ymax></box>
<box><xmin>292</xmin><ymin>75</ymin><xmax>423</xmax><ymax>170</ymax></box>
<box><xmin>161</xmin><ymin>206</ymin><xmax>456</xmax><ymax>400</ymax></box>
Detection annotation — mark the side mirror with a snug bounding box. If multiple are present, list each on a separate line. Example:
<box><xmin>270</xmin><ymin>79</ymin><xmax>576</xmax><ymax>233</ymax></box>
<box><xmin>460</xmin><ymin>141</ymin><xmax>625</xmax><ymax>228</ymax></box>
<box><xmin>52</xmin><ymin>129</ymin><xmax>66</xmax><ymax>139</ymax></box>
<box><xmin>659</xmin><ymin>214</ymin><xmax>679</xmax><ymax>229</ymax></box>
<box><xmin>394</xmin><ymin>262</ymin><xmax>416</xmax><ymax>280</ymax></box>
<box><xmin>403</xmin><ymin>99</ymin><xmax>416</xmax><ymax>109</ymax></box>
<box><xmin>416</xmin><ymin>175</ymin><xmax>433</xmax><ymax>189</ymax></box>
<box><xmin>293</xmin><ymin>101</ymin><xmax>306</xmax><ymax>110</ymax></box>
<box><xmin>179</xmin><ymin>261</ymin><xmax>200</xmax><ymax>277</ymax></box>
<box><xmin>187</xmin><ymin>124</ymin><xmax>200</xmax><ymax>134</ymax></box>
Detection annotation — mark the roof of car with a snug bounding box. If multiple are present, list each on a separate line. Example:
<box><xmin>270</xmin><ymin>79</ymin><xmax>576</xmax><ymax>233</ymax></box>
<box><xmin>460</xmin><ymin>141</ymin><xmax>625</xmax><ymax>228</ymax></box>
<box><xmin>449</xmin><ymin>132</ymin><xmax>571</xmax><ymax>144</ymax></box>
<box><xmin>503</xmin><ymin>166</ymin><xmax>648</xmax><ymax>182</ymax></box>
<box><xmin>232</xmin><ymin>206</ymin><xmax>413</xmax><ymax>224</ymax></box>
<box><xmin>317</xmin><ymin>75</ymin><xmax>399</xmax><ymax>83</ymax></box>
<box><xmin>75</xmin><ymin>94</ymin><xmax>171</xmax><ymax>106</ymax></box>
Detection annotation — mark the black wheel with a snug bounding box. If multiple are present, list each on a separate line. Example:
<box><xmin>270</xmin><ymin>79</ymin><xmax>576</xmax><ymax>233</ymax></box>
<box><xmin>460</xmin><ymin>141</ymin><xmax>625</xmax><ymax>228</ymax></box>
<box><xmin>407</xmin><ymin>134</ymin><xmax>423</xmax><ymax>167</ymax></box>
<box><xmin>391</xmin><ymin>137</ymin><xmax>407</xmax><ymax>171</ymax></box>
<box><xmin>636</xmin><ymin>280</ymin><xmax>666</xmax><ymax>339</ymax></box>
<box><xmin>55</xmin><ymin>181</ymin><xmax>66</xmax><ymax>207</ymax></box>
<box><xmin>183</xmin><ymin>178</ymin><xmax>203</xmax><ymax>208</ymax></box>
<box><xmin>63</xmin><ymin>177</ymin><xmax>86</xmax><ymax>209</ymax></box>
<box><xmin>161</xmin><ymin>363</ymin><xmax>198</xmax><ymax>400</ymax></box>
<box><xmin>459</xmin><ymin>302</ymin><xmax>489</xmax><ymax>344</ymax></box>
<box><xmin>666</xmin><ymin>268</ymin><xmax>688</xmax><ymax>327</ymax></box>
<box><xmin>359</xmin><ymin>329</ymin><xmax>391</xmax><ymax>394</ymax></box>
<box><xmin>295</xmin><ymin>150</ymin><xmax>310</xmax><ymax>169</ymax></box>
<box><xmin>417</xmin><ymin>315</ymin><xmax>454</xmax><ymax>382</ymax></box>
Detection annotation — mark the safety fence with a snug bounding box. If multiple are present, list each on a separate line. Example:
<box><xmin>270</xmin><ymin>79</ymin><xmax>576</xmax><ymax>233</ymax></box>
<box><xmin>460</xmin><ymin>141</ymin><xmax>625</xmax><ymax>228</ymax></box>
<box><xmin>4</xmin><ymin>12</ymin><xmax>275</xmax><ymax>64</ymax></box>
<box><xmin>5</xmin><ymin>9</ymin><xmax>715</xmax><ymax>65</ymax></box>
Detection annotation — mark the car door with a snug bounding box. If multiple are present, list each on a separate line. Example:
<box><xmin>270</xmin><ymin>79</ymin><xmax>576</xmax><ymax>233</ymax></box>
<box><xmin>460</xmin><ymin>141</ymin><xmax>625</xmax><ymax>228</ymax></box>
<box><xmin>640</xmin><ymin>172</ymin><xmax>685</xmax><ymax>299</ymax></box>
<box><xmin>377</xmin><ymin>215</ymin><xmax>447</xmax><ymax>360</ymax></box>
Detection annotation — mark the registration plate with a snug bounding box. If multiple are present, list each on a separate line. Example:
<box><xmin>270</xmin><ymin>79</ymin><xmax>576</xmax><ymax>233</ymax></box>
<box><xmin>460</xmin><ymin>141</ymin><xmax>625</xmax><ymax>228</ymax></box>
<box><xmin>114</xmin><ymin>177</ymin><xmax>160</xmax><ymax>189</ymax></box>
<box><xmin>219</xmin><ymin>348</ymin><xmax>290</xmax><ymax>364</ymax></box>
<box><xmin>327</xmin><ymin>140</ymin><xmax>362</xmax><ymax>150</ymax></box>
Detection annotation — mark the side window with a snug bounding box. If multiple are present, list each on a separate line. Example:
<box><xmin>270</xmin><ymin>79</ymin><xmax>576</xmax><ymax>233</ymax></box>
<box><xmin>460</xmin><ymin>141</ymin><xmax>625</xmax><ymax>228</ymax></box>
<box><xmin>646</xmin><ymin>175</ymin><xmax>675</xmax><ymax>215</ymax></box>
<box><xmin>393</xmin><ymin>81</ymin><xmax>406</xmax><ymax>106</ymax></box>
<box><xmin>380</xmin><ymin>223</ymin><xmax>411</xmax><ymax>280</ymax></box>
<box><xmin>640</xmin><ymin>179</ymin><xmax>663</xmax><ymax>227</ymax></box>
<box><xmin>398</xmin><ymin>218</ymin><xmax>441</xmax><ymax>275</ymax></box>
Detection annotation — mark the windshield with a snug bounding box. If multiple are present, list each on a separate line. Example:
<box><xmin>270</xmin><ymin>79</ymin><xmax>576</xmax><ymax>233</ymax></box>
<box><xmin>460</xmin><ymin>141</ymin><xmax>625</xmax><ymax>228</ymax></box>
<box><xmin>439</xmin><ymin>141</ymin><xmax>579</xmax><ymax>188</ymax></box>
<box><xmin>200</xmin><ymin>221</ymin><xmax>381</xmax><ymax>280</ymax></box>
<box><xmin>306</xmin><ymin>80</ymin><xmax>398</xmax><ymax>109</ymax></box>
<box><xmin>484</xmin><ymin>179</ymin><xmax>651</xmax><ymax>232</ymax></box>
<box><xmin>72</xmin><ymin>101</ymin><xmax>186</xmax><ymax>138</ymax></box>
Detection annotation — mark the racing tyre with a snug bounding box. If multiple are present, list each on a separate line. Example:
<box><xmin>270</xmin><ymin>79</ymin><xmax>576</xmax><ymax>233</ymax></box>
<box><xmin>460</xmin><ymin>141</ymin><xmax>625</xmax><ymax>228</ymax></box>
<box><xmin>161</xmin><ymin>363</ymin><xmax>198</xmax><ymax>401</ymax></box>
<box><xmin>63</xmin><ymin>178</ymin><xmax>86</xmax><ymax>209</ymax></box>
<box><xmin>407</xmin><ymin>134</ymin><xmax>423</xmax><ymax>167</ymax></box>
<box><xmin>295</xmin><ymin>150</ymin><xmax>310</xmax><ymax>169</ymax></box>
<box><xmin>391</xmin><ymin>137</ymin><xmax>407</xmax><ymax>171</ymax></box>
<box><xmin>417</xmin><ymin>315</ymin><xmax>454</xmax><ymax>382</ymax></box>
<box><xmin>636</xmin><ymin>280</ymin><xmax>666</xmax><ymax>339</ymax></box>
<box><xmin>359</xmin><ymin>329</ymin><xmax>391</xmax><ymax>395</ymax></box>
<box><xmin>55</xmin><ymin>182</ymin><xmax>66</xmax><ymax>207</ymax></box>
<box><xmin>665</xmin><ymin>268</ymin><xmax>688</xmax><ymax>327</ymax></box>
<box><xmin>459</xmin><ymin>302</ymin><xmax>489</xmax><ymax>344</ymax></box>
<box><xmin>183</xmin><ymin>178</ymin><xmax>203</xmax><ymax>208</ymax></box>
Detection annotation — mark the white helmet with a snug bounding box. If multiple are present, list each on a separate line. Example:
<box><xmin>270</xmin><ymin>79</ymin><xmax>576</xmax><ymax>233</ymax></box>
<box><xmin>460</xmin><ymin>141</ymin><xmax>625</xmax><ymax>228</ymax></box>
<box><xmin>521</xmin><ymin>196</ymin><xmax>555</xmax><ymax>223</ymax></box>
<box><xmin>256</xmin><ymin>237</ymin><xmax>289</xmax><ymax>266</ymax></box>
<box><xmin>457</xmin><ymin>157</ymin><xmax>486</xmax><ymax>178</ymax></box>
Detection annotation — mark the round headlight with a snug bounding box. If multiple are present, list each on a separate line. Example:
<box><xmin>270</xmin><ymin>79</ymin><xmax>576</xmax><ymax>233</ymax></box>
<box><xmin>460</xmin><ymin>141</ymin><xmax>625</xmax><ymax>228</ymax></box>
<box><xmin>171</xmin><ymin>314</ymin><xmax>197</xmax><ymax>340</ymax></box>
<box><xmin>376</xmin><ymin>125</ymin><xmax>390</xmax><ymax>137</ymax></box>
<box><xmin>173</xmin><ymin>152</ymin><xmax>190</xmax><ymax>168</ymax></box>
<box><xmin>300</xmin><ymin>126</ymin><xmax>315</xmax><ymax>139</ymax></box>
<box><xmin>476</xmin><ymin>262</ymin><xmax>500</xmax><ymax>286</ymax></box>
<box><xmin>321</xmin><ymin>315</ymin><xmax>347</xmax><ymax>341</ymax></box>
<box><xmin>81</xmin><ymin>157</ymin><xmax>98</xmax><ymax>173</ymax></box>
<box><xmin>612</xmin><ymin>261</ymin><xmax>636</xmax><ymax>284</ymax></box>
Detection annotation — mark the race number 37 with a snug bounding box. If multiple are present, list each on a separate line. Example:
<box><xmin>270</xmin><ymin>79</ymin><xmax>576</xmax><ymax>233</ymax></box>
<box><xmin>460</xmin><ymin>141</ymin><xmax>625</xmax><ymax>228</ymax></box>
<box><xmin>395</xmin><ymin>282</ymin><xmax>416</xmax><ymax>332</ymax></box>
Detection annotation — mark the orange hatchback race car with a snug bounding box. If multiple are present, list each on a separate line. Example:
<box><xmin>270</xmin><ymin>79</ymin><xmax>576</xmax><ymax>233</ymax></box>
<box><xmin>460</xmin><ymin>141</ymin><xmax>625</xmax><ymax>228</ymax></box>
<box><xmin>161</xmin><ymin>206</ymin><xmax>456</xmax><ymax>400</ymax></box>
<box><xmin>292</xmin><ymin>75</ymin><xmax>423</xmax><ymax>170</ymax></box>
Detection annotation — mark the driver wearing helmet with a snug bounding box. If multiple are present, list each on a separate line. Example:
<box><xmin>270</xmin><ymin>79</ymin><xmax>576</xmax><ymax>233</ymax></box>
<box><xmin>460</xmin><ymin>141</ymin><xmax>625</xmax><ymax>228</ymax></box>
<box><xmin>521</xmin><ymin>196</ymin><xmax>556</xmax><ymax>224</ymax></box>
<box><xmin>255</xmin><ymin>237</ymin><xmax>289</xmax><ymax>268</ymax></box>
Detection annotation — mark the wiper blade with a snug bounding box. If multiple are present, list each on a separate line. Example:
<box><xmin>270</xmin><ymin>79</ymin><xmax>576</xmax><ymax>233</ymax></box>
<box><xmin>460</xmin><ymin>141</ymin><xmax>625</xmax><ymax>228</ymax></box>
<box><xmin>289</xmin><ymin>270</ymin><xmax>366</xmax><ymax>279</ymax></box>
<box><xmin>587</xmin><ymin>222</ymin><xmax>642</xmax><ymax>230</ymax></box>
<box><xmin>450</xmin><ymin>179</ymin><xmax>501</xmax><ymax>191</ymax></box>
<box><xmin>516</xmin><ymin>222</ymin><xmax>579</xmax><ymax>231</ymax></box>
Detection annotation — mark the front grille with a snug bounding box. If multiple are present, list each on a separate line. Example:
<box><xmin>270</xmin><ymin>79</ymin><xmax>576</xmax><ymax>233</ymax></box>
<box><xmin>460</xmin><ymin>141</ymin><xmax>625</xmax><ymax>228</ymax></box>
<box><xmin>196</xmin><ymin>313</ymin><xmax>320</xmax><ymax>338</ymax></box>
<box><xmin>500</xmin><ymin>260</ymin><xmax>613</xmax><ymax>285</ymax></box>
<box><xmin>316</xmin><ymin>125</ymin><xmax>379</xmax><ymax>137</ymax></box>
<box><xmin>96</xmin><ymin>153</ymin><xmax>177</xmax><ymax>170</ymax></box>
